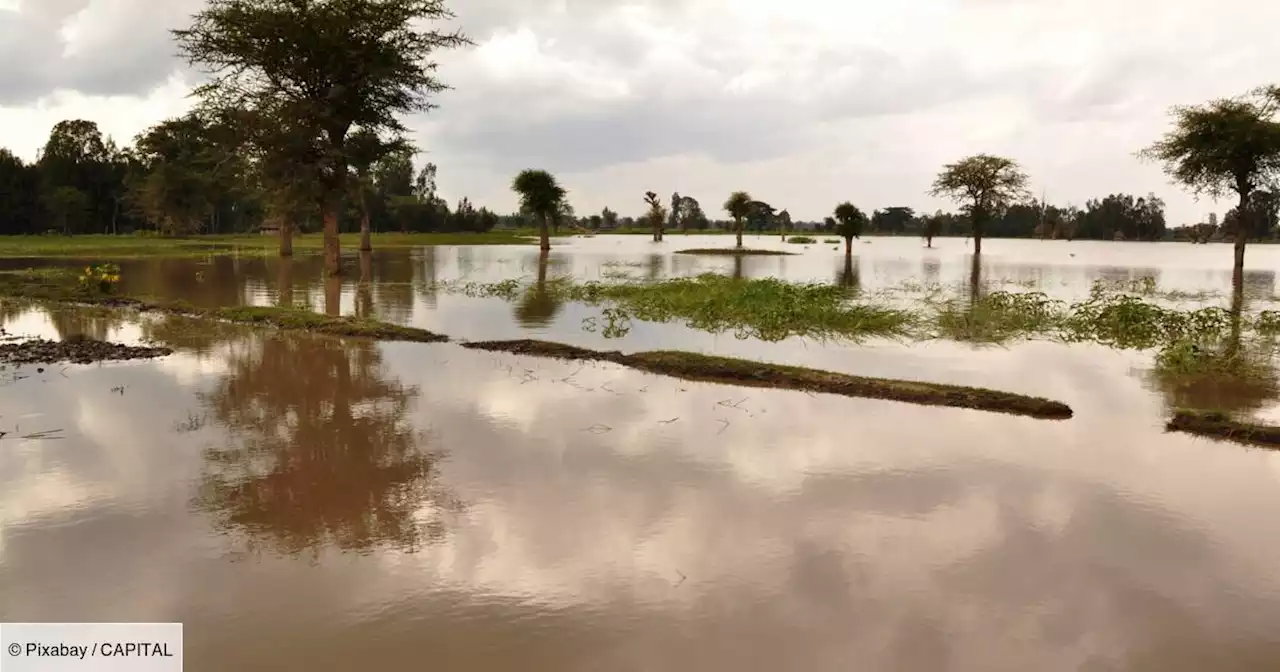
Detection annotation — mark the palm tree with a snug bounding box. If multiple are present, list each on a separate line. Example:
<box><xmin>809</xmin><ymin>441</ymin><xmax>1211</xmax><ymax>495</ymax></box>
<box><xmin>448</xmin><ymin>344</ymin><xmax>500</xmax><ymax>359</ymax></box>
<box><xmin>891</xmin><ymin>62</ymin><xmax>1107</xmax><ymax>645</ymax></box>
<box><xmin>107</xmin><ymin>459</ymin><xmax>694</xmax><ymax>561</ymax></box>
<box><xmin>833</xmin><ymin>202</ymin><xmax>867</xmax><ymax>257</ymax></box>
<box><xmin>724</xmin><ymin>191</ymin><xmax>752</xmax><ymax>249</ymax></box>
<box><xmin>512</xmin><ymin>169</ymin><xmax>566</xmax><ymax>252</ymax></box>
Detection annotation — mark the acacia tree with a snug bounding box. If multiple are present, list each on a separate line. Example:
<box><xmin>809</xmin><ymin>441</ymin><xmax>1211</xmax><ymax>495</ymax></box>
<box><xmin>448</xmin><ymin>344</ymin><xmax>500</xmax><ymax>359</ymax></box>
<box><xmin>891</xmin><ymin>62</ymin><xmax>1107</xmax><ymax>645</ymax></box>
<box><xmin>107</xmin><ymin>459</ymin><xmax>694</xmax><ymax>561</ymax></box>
<box><xmin>724</xmin><ymin>191</ymin><xmax>752</xmax><ymax>248</ymax></box>
<box><xmin>929</xmin><ymin>154</ymin><xmax>1030</xmax><ymax>255</ymax></box>
<box><xmin>174</xmin><ymin>0</ymin><xmax>470</xmax><ymax>276</ymax></box>
<box><xmin>833</xmin><ymin>202</ymin><xmax>867</xmax><ymax>257</ymax></box>
<box><xmin>512</xmin><ymin>169</ymin><xmax>565</xmax><ymax>251</ymax></box>
<box><xmin>1141</xmin><ymin>88</ymin><xmax>1280</xmax><ymax>278</ymax></box>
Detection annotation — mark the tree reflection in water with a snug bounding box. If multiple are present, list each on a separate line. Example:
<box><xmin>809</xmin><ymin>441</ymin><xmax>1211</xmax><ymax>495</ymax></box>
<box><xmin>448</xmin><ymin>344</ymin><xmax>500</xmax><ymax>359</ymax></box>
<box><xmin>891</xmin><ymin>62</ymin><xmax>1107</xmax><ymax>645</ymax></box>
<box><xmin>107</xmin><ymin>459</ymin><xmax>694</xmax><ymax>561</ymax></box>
<box><xmin>514</xmin><ymin>251</ymin><xmax>563</xmax><ymax>327</ymax></box>
<box><xmin>195</xmin><ymin>331</ymin><xmax>459</xmax><ymax>557</ymax></box>
<box><xmin>835</xmin><ymin>255</ymin><xmax>860</xmax><ymax>293</ymax></box>
<box><xmin>1147</xmin><ymin>268</ymin><xmax>1280</xmax><ymax>415</ymax></box>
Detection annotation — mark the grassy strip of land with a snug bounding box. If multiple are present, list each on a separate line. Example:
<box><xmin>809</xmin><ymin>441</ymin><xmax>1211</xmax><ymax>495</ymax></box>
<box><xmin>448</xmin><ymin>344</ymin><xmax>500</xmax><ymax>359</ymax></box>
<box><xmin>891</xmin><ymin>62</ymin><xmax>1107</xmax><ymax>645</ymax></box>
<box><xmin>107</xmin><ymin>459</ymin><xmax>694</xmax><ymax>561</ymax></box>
<box><xmin>0</xmin><ymin>268</ymin><xmax>447</xmax><ymax>343</ymax></box>
<box><xmin>0</xmin><ymin>231</ymin><xmax>546</xmax><ymax>258</ymax></box>
<box><xmin>674</xmin><ymin>248</ymin><xmax>795</xmax><ymax>256</ymax></box>
<box><xmin>461</xmin><ymin>339</ymin><xmax>1073</xmax><ymax>419</ymax></box>
<box><xmin>1166</xmin><ymin>409</ymin><xmax>1280</xmax><ymax>448</ymax></box>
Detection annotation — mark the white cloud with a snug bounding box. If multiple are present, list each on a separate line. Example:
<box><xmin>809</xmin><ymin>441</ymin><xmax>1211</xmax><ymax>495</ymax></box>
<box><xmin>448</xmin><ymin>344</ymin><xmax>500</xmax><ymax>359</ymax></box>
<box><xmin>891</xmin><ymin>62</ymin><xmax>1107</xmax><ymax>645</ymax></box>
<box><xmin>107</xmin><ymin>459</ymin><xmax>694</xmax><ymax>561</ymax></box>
<box><xmin>3</xmin><ymin>0</ymin><xmax>1279</xmax><ymax>224</ymax></box>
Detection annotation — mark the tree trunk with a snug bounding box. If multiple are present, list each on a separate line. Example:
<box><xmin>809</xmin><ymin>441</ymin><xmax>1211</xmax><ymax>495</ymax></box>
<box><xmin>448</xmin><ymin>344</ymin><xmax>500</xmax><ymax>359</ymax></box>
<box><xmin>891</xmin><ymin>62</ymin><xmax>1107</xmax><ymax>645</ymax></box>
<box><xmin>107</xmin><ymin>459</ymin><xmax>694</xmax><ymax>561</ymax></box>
<box><xmin>323</xmin><ymin>206</ymin><xmax>341</xmax><ymax>276</ymax></box>
<box><xmin>359</xmin><ymin>186</ymin><xmax>372</xmax><ymax>252</ymax></box>
<box><xmin>845</xmin><ymin>237</ymin><xmax>852</xmax><ymax>257</ymax></box>
<box><xmin>926</xmin><ymin>235</ymin><xmax>933</xmax><ymax>248</ymax></box>
<box><xmin>277</xmin><ymin>257</ymin><xmax>293</xmax><ymax>308</ymax></box>
<box><xmin>735</xmin><ymin>219</ymin><xmax>743</xmax><ymax>249</ymax></box>
<box><xmin>973</xmin><ymin>210</ymin><xmax>984</xmax><ymax>256</ymax></box>
<box><xmin>1232</xmin><ymin>188</ymin><xmax>1252</xmax><ymax>280</ymax></box>
<box><xmin>279</xmin><ymin>218</ymin><xmax>294</xmax><ymax>257</ymax></box>
<box><xmin>539</xmin><ymin>213</ymin><xmax>551</xmax><ymax>252</ymax></box>
<box><xmin>324</xmin><ymin>275</ymin><xmax>341</xmax><ymax>316</ymax></box>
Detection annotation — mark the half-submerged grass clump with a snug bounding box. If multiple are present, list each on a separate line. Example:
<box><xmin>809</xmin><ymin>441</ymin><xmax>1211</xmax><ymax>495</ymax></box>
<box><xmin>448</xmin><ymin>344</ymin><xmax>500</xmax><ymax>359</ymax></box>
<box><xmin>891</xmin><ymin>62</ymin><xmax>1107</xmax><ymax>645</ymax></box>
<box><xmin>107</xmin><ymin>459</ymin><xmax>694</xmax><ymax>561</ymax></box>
<box><xmin>208</xmin><ymin>306</ymin><xmax>448</xmax><ymax>342</ymax></box>
<box><xmin>932</xmin><ymin>291</ymin><xmax>1064</xmax><ymax>343</ymax></box>
<box><xmin>1167</xmin><ymin>409</ymin><xmax>1280</xmax><ymax>448</ymax></box>
<box><xmin>443</xmin><ymin>273</ymin><xmax>916</xmax><ymax>342</ymax></box>
<box><xmin>461</xmin><ymin>339</ymin><xmax>1073</xmax><ymax>419</ymax></box>
<box><xmin>786</xmin><ymin>236</ymin><xmax>817</xmax><ymax>244</ymax></box>
<box><xmin>674</xmin><ymin>248</ymin><xmax>795</xmax><ymax>256</ymax></box>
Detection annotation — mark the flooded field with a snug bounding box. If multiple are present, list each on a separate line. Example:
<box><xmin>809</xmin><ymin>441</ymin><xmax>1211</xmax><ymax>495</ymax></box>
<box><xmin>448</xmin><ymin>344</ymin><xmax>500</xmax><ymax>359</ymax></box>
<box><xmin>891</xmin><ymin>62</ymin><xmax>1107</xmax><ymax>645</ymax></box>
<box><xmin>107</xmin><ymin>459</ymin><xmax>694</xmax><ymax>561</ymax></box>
<box><xmin>4</xmin><ymin>235</ymin><xmax>1280</xmax><ymax>670</ymax></box>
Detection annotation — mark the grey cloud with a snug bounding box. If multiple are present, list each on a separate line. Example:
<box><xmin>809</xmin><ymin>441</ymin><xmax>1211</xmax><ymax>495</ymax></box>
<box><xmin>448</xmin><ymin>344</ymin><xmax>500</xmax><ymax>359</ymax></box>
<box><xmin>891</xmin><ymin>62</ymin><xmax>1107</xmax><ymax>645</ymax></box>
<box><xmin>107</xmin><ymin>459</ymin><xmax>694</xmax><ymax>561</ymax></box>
<box><xmin>0</xmin><ymin>0</ymin><xmax>200</xmax><ymax>105</ymax></box>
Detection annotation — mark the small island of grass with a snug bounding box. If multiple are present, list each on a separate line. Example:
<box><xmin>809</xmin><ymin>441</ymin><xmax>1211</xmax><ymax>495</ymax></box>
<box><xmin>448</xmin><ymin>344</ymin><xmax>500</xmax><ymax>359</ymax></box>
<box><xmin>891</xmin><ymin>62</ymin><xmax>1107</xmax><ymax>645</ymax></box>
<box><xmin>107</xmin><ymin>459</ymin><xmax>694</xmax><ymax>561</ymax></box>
<box><xmin>1166</xmin><ymin>409</ymin><xmax>1280</xmax><ymax>448</ymax></box>
<box><xmin>460</xmin><ymin>338</ymin><xmax>1073</xmax><ymax>420</ymax></box>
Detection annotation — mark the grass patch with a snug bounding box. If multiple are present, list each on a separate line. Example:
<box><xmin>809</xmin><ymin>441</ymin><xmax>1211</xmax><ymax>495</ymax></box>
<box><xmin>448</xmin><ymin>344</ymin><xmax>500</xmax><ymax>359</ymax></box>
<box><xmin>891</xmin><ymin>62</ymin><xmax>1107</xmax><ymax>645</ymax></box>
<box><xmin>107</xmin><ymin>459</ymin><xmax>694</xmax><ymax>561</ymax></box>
<box><xmin>824</xmin><ymin>239</ymin><xmax>840</xmax><ymax>244</ymax></box>
<box><xmin>786</xmin><ymin>236</ymin><xmax>818</xmax><ymax>244</ymax></box>
<box><xmin>674</xmin><ymin>248</ymin><xmax>796</xmax><ymax>256</ymax></box>
<box><xmin>933</xmin><ymin>291</ymin><xmax>1063</xmax><ymax>343</ymax></box>
<box><xmin>443</xmin><ymin>273</ymin><xmax>916</xmax><ymax>342</ymax></box>
<box><xmin>461</xmin><ymin>339</ymin><xmax>1073</xmax><ymax>419</ymax></box>
<box><xmin>0</xmin><ymin>231</ymin><xmax>544</xmax><ymax>259</ymax></box>
<box><xmin>1166</xmin><ymin>409</ymin><xmax>1280</xmax><ymax>448</ymax></box>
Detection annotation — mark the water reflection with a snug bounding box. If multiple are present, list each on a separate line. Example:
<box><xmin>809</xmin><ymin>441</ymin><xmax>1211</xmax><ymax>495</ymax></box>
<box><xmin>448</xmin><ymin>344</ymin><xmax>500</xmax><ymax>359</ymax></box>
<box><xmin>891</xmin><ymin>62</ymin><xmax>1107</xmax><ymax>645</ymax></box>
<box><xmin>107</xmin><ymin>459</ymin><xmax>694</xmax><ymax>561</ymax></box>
<box><xmin>1146</xmin><ymin>268</ymin><xmax>1280</xmax><ymax>415</ymax></box>
<box><xmin>195</xmin><ymin>332</ymin><xmax>458</xmax><ymax>556</ymax></box>
<box><xmin>836</xmin><ymin>255</ymin><xmax>860</xmax><ymax>293</ymax></box>
<box><xmin>515</xmin><ymin>251</ymin><xmax>564</xmax><ymax>328</ymax></box>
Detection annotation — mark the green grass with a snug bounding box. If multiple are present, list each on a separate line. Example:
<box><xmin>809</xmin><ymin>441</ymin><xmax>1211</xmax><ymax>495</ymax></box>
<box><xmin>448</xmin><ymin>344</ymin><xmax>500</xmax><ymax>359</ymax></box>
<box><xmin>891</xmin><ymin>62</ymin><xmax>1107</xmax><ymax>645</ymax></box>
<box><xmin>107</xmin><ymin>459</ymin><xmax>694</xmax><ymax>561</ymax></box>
<box><xmin>443</xmin><ymin>273</ymin><xmax>916</xmax><ymax>342</ymax></box>
<box><xmin>0</xmin><ymin>231</ymin><xmax>544</xmax><ymax>258</ymax></box>
<box><xmin>786</xmin><ymin>236</ymin><xmax>818</xmax><ymax>244</ymax></box>
<box><xmin>460</xmin><ymin>339</ymin><xmax>1073</xmax><ymax>419</ymax></box>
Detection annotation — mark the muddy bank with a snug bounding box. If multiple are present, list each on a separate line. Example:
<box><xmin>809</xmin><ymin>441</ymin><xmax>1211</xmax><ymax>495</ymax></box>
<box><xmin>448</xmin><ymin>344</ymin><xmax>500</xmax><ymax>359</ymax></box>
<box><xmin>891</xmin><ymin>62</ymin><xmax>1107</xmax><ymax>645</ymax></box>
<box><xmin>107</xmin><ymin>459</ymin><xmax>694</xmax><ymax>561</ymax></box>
<box><xmin>0</xmin><ymin>335</ymin><xmax>172</xmax><ymax>365</ymax></box>
<box><xmin>1166</xmin><ymin>409</ymin><xmax>1280</xmax><ymax>448</ymax></box>
<box><xmin>461</xmin><ymin>339</ymin><xmax>1074</xmax><ymax>420</ymax></box>
<box><xmin>674</xmin><ymin>248</ymin><xmax>796</xmax><ymax>256</ymax></box>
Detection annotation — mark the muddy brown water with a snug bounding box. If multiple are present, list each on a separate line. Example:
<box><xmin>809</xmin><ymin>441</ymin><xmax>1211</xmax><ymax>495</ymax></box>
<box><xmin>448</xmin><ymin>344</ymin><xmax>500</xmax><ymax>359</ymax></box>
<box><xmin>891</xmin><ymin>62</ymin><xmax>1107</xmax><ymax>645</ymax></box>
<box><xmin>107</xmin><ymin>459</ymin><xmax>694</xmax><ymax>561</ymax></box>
<box><xmin>3</xmin><ymin>236</ymin><xmax>1280</xmax><ymax>671</ymax></box>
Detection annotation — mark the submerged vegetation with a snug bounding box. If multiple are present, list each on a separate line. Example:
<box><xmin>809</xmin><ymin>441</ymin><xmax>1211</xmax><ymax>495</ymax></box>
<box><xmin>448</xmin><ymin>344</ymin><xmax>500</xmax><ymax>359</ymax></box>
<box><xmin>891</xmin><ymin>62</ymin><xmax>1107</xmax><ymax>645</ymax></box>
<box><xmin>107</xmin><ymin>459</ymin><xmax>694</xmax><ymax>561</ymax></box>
<box><xmin>461</xmin><ymin>339</ymin><xmax>1073</xmax><ymax>419</ymax></box>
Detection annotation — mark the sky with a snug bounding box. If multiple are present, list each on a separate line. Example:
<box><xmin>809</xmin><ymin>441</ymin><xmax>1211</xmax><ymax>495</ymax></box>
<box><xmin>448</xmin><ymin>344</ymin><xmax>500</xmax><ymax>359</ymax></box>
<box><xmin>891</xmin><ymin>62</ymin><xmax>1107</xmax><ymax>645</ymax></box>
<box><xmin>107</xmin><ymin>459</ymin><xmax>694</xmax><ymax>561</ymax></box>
<box><xmin>1</xmin><ymin>0</ymin><xmax>1278</xmax><ymax>224</ymax></box>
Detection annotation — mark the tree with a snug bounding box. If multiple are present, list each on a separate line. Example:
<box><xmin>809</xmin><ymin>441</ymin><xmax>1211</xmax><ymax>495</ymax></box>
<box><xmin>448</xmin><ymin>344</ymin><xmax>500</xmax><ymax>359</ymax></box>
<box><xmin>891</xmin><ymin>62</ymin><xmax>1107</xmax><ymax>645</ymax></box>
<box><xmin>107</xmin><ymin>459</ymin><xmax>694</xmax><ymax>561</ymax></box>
<box><xmin>1141</xmin><ymin>88</ymin><xmax>1280</xmax><ymax>278</ymax></box>
<box><xmin>39</xmin><ymin>119</ymin><xmax>113</xmax><ymax>234</ymax></box>
<box><xmin>929</xmin><ymin>154</ymin><xmax>1030</xmax><ymax>254</ymax></box>
<box><xmin>669</xmin><ymin>192</ymin><xmax>682</xmax><ymax>232</ymax></box>
<box><xmin>923</xmin><ymin>214</ymin><xmax>941</xmax><ymax>248</ymax></box>
<box><xmin>601</xmin><ymin>207</ymin><xmax>619</xmax><ymax>230</ymax></box>
<box><xmin>348</xmin><ymin>129</ymin><xmax>409</xmax><ymax>251</ymax></box>
<box><xmin>644</xmin><ymin>191</ymin><xmax>665</xmax><ymax>242</ymax></box>
<box><xmin>0</xmin><ymin>149</ymin><xmax>43</xmax><ymax>235</ymax></box>
<box><xmin>512</xmin><ymin>169</ymin><xmax>565</xmax><ymax>251</ymax></box>
<box><xmin>43</xmin><ymin>186</ymin><xmax>90</xmax><ymax>235</ymax></box>
<box><xmin>777</xmin><ymin>209</ymin><xmax>792</xmax><ymax>239</ymax></box>
<box><xmin>724</xmin><ymin>191</ymin><xmax>752</xmax><ymax>248</ymax></box>
<box><xmin>833</xmin><ymin>202</ymin><xmax>867</xmax><ymax>257</ymax></box>
<box><xmin>871</xmin><ymin>206</ymin><xmax>914</xmax><ymax>234</ymax></box>
<box><xmin>174</xmin><ymin>0</ymin><xmax>471</xmax><ymax>276</ymax></box>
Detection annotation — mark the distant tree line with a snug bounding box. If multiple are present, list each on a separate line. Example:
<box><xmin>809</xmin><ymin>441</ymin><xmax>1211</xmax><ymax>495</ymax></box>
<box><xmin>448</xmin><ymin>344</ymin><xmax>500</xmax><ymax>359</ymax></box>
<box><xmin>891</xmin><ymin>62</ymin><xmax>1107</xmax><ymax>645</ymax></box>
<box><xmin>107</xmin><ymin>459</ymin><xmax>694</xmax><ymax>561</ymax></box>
<box><xmin>0</xmin><ymin>117</ymin><xmax>507</xmax><ymax>237</ymax></box>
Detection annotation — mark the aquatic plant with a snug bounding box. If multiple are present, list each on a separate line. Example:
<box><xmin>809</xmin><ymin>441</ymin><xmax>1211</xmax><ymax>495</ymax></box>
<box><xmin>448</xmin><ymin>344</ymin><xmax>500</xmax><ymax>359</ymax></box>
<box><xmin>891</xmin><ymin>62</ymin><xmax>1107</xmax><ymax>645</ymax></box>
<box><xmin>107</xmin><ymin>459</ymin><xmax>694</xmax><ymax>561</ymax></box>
<box><xmin>77</xmin><ymin>263</ymin><xmax>121</xmax><ymax>294</ymax></box>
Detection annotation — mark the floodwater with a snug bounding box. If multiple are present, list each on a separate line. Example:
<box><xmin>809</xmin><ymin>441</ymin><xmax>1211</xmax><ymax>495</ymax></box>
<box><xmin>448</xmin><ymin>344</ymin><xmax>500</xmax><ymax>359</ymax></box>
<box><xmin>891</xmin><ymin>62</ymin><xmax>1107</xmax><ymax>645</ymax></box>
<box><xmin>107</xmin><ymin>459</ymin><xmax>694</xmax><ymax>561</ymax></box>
<box><xmin>3</xmin><ymin>235</ymin><xmax>1280</xmax><ymax>671</ymax></box>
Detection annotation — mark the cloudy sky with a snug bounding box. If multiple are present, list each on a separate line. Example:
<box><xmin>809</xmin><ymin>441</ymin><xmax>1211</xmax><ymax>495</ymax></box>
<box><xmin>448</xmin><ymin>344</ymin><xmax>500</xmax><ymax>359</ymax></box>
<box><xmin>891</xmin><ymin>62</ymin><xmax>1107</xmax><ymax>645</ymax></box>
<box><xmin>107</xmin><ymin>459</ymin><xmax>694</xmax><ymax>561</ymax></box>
<box><xmin>1</xmin><ymin>0</ymin><xmax>1277</xmax><ymax>224</ymax></box>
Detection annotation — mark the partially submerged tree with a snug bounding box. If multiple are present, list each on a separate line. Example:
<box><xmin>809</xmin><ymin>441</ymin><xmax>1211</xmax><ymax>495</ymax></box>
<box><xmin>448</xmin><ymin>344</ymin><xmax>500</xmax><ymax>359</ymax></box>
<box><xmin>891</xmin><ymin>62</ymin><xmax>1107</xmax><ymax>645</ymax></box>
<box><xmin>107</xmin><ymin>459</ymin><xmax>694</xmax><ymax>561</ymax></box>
<box><xmin>511</xmin><ymin>169</ymin><xmax>565</xmax><ymax>251</ymax></box>
<box><xmin>644</xmin><ymin>191</ymin><xmax>665</xmax><ymax>242</ymax></box>
<box><xmin>723</xmin><ymin>191</ymin><xmax>752</xmax><ymax>248</ymax></box>
<box><xmin>833</xmin><ymin>201</ymin><xmax>867</xmax><ymax>257</ymax></box>
<box><xmin>1141</xmin><ymin>88</ymin><xmax>1280</xmax><ymax>277</ymax></box>
<box><xmin>923</xmin><ymin>214</ymin><xmax>942</xmax><ymax>248</ymax></box>
<box><xmin>348</xmin><ymin>129</ymin><xmax>410</xmax><ymax>252</ymax></box>
<box><xmin>929</xmin><ymin>154</ymin><xmax>1030</xmax><ymax>255</ymax></box>
<box><xmin>174</xmin><ymin>0</ymin><xmax>471</xmax><ymax>275</ymax></box>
